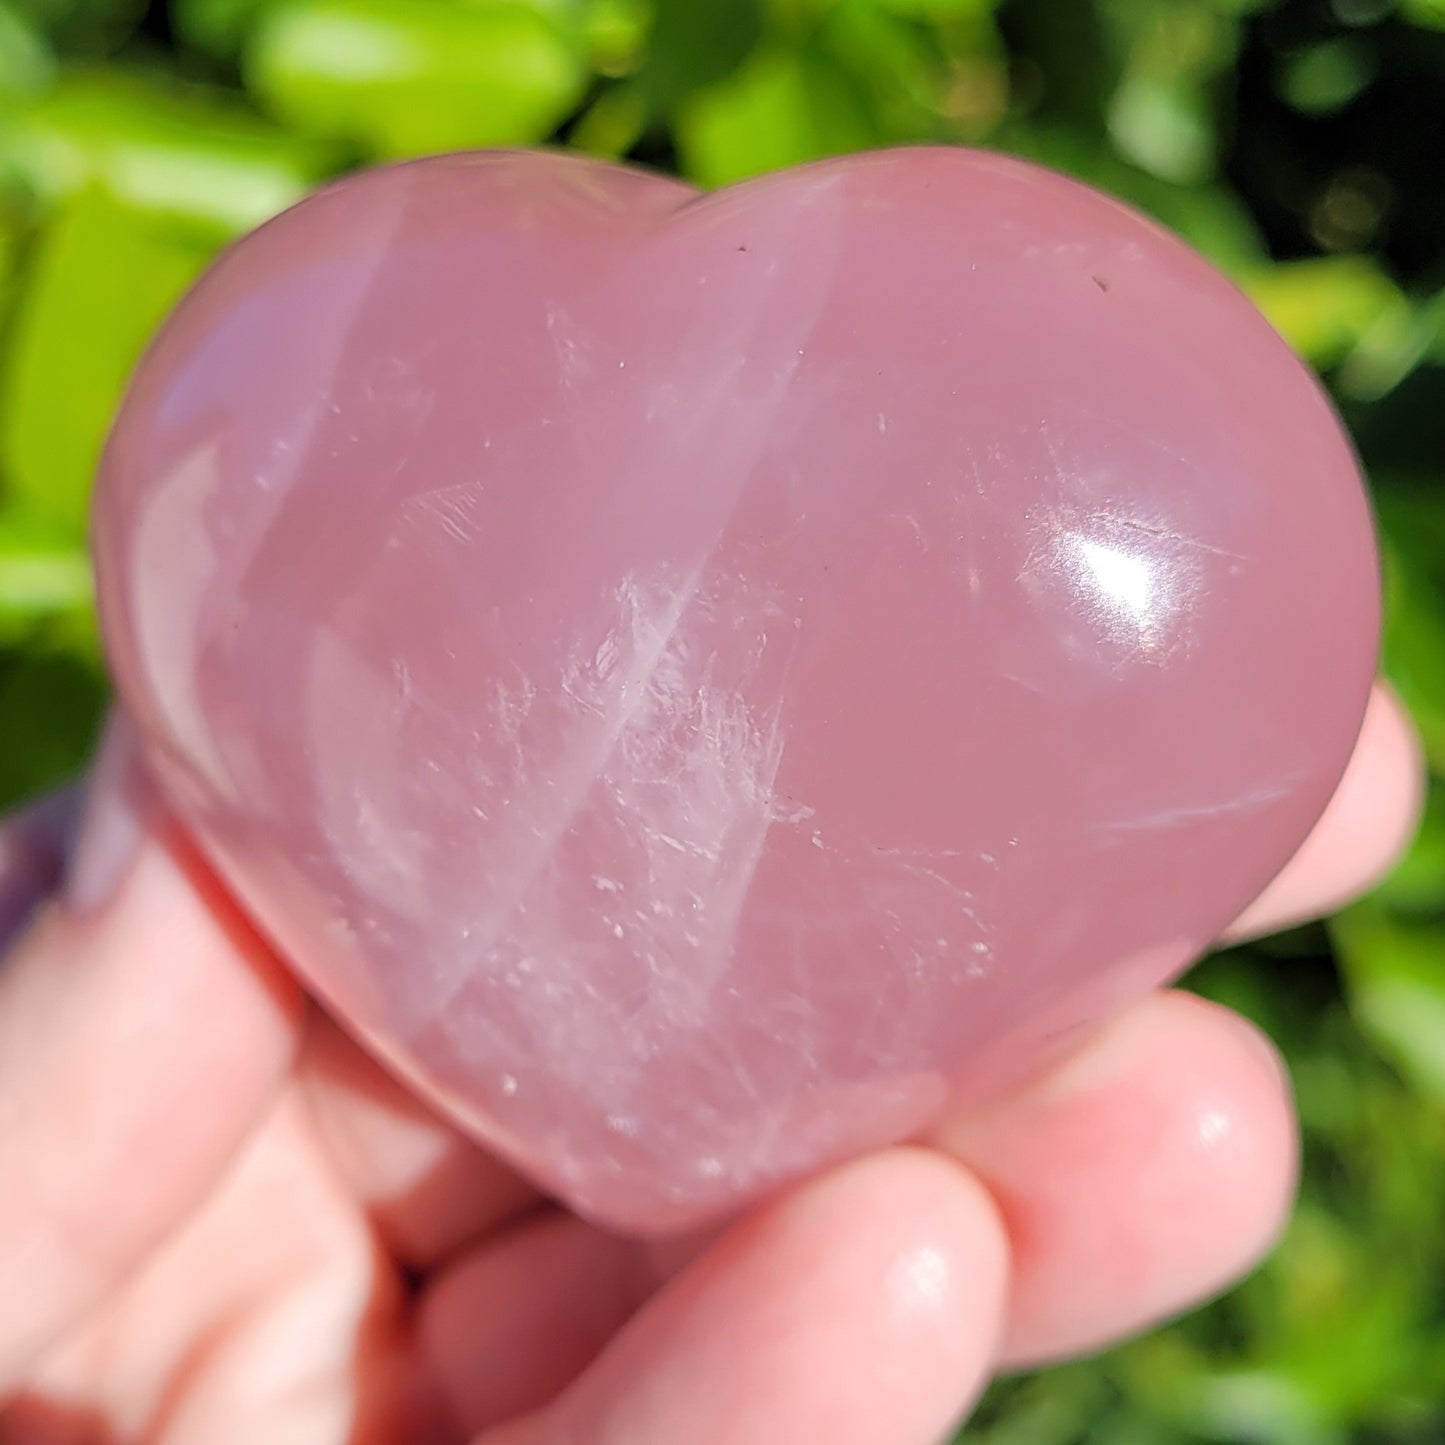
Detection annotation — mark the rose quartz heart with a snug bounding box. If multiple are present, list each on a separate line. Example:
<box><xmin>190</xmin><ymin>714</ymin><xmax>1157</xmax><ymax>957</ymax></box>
<box><xmin>93</xmin><ymin>148</ymin><xmax>1378</xmax><ymax>1233</ymax></box>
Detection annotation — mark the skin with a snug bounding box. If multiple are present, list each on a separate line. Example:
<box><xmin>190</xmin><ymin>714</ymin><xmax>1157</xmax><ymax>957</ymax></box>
<box><xmin>0</xmin><ymin>682</ymin><xmax>1423</xmax><ymax>1445</ymax></box>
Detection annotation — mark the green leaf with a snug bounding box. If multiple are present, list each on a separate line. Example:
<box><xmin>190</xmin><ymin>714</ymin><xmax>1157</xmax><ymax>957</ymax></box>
<box><xmin>8</xmin><ymin>0</ymin><xmax>145</xmax><ymax>53</ymax></box>
<box><xmin>247</xmin><ymin>0</ymin><xmax>587</xmax><ymax>157</ymax></box>
<box><xmin>172</xmin><ymin>0</ymin><xmax>275</xmax><ymax>57</ymax></box>
<box><xmin>1375</xmin><ymin>479</ymin><xmax>1445</xmax><ymax>567</ymax></box>
<box><xmin>1240</xmin><ymin>256</ymin><xmax>1405</xmax><ymax>370</ymax></box>
<box><xmin>0</xmin><ymin>514</ymin><xmax>92</xmax><ymax>617</ymax></box>
<box><xmin>0</xmin><ymin>642</ymin><xmax>106</xmax><ymax>808</ymax></box>
<box><xmin>581</xmin><ymin>0</ymin><xmax>650</xmax><ymax>78</ymax></box>
<box><xmin>1101</xmin><ymin>2</ymin><xmax>1240</xmax><ymax>185</ymax></box>
<box><xmin>1</xmin><ymin>73</ymin><xmax>327</xmax><ymax>237</ymax></box>
<box><xmin>986</xmin><ymin>0</ymin><xmax>1118</xmax><ymax>127</ymax></box>
<box><xmin>1399</xmin><ymin>0</ymin><xmax>1445</xmax><ymax>30</ymax></box>
<box><xmin>568</xmin><ymin>82</ymin><xmax>647</xmax><ymax>158</ymax></box>
<box><xmin>1424</xmin><ymin>290</ymin><xmax>1445</xmax><ymax>366</ymax></box>
<box><xmin>676</xmin><ymin>44</ymin><xmax>878</xmax><ymax>188</ymax></box>
<box><xmin>1276</xmin><ymin>38</ymin><xmax>1376</xmax><ymax>117</ymax></box>
<box><xmin>870</xmin><ymin>0</ymin><xmax>999</xmax><ymax>18</ymax></box>
<box><xmin>1332</xmin><ymin>902</ymin><xmax>1445</xmax><ymax>1104</ymax></box>
<box><xmin>1380</xmin><ymin>558</ymin><xmax>1445</xmax><ymax>775</ymax></box>
<box><xmin>0</xmin><ymin>1</ymin><xmax>57</xmax><ymax>97</ymax></box>
<box><xmin>640</xmin><ymin>0</ymin><xmax>764</xmax><ymax>114</ymax></box>
<box><xmin>1370</xmin><ymin>788</ymin><xmax>1445</xmax><ymax>915</ymax></box>
<box><xmin>181</xmin><ymin>0</ymin><xmax>595</xmax><ymax>65</ymax></box>
<box><xmin>1107</xmin><ymin>71</ymin><xmax>1215</xmax><ymax>184</ymax></box>
<box><xmin>1376</xmin><ymin>495</ymin><xmax>1445</xmax><ymax>773</ymax></box>
<box><xmin>0</xmin><ymin>209</ymin><xmax>18</xmax><ymax>317</ymax></box>
<box><xmin>0</xmin><ymin>190</ymin><xmax>211</xmax><ymax>534</ymax></box>
<box><xmin>1337</xmin><ymin>299</ymin><xmax>1441</xmax><ymax>403</ymax></box>
<box><xmin>820</xmin><ymin>0</ymin><xmax>960</xmax><ymax>141</ymax></box>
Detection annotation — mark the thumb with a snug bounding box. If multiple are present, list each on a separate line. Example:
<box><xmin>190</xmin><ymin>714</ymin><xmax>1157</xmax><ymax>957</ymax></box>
<box><xmin>0</xmin><ymin>716</ymin><xmax>303</xmax><ymax>1390</ymax></box>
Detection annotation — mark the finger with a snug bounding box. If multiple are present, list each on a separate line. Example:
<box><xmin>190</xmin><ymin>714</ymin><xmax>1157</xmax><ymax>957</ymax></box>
<box><xmin>299</xmin><ymin>1013</ymin><xmax>539</xmax><ymax>1271</ymax></box>
<box><xmin>0</xmin><ymin>718</ymin><xmax>304</xmax><ymax>1390</ymax></box>
<box><xmin>930</xmin><ymin>989</ymin><xmax>1296</xmax><ymax>1369</ymax></box>
<box><xmin>417</xmin><ymin>1209</ymin><xmax>650</xmax><ymax>1435</ymax></box>
<box><xmin>1225</xmin><ymin>682</ymin><xmax>1423</xmax><ymax>942</ymax></box>
<box><xmin>11</xmin><ymin>1093</ymin><xmax>444</xmax><ymax>1445</ymax></box>
<box><xmin>431</xmin><ymin>1150</ymin><xmax>1007</xmax><ymax>1445</ymax></box>
<box><xmin>417</xmin><ymin>1211</ymin><xmax>783</xmax><ymax>1433</ymax></box>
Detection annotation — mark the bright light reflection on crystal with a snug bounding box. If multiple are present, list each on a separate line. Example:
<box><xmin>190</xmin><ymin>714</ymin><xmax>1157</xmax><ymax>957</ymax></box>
<box><xmin>1077</xmin><ymin>538</ymin><xmax>1155</xmax><ymax>617</ymax></box>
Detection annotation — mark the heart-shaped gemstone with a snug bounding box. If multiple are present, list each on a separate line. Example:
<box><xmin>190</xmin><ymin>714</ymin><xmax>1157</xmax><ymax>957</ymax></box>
<box><xmin>94</xmin><ymin>148</ymin><xmax>1377</xmax><ymax>1233</ymax></box>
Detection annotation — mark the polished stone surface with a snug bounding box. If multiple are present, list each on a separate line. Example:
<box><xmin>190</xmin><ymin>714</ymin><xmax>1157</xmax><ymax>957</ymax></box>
<box><xmin>93</xmin><ymin>148</ymin><xmax>1378</xmax><ymax>1232</ymax></box>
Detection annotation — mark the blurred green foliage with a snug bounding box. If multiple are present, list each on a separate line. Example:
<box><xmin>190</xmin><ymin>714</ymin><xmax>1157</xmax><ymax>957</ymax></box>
<box><xmin>1</xmin><ymin>1</ymin><xmax>1442</xmax><ymax>1439</ymax></box>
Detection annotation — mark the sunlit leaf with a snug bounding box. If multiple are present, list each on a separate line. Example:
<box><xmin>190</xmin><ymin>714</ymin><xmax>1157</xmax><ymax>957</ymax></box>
<box><xmin>1108</xmin><ymin>71</ymin><xmax>1215</xmax><ymax>184</ymax></box>
<box><xmin>1376</xmin><ymin>486</ymin><xmax>1445</xmax><ymax>774</ymax></box>
<box><xmin>0</xmin><ymin>190</ymin><xmax>210</xmax><ymax>534</ymax></box>
<box><xmin>568</xmin><ymin>82</ymin><xmax>647</xmax><ymax>158</ymax></box>
<box><xmin>870</xmin><ymin>0</ymin><xmax>999</xmax><ymax>18</ymax></box>
<box><xmin>821</xmin><ymin>0</ymin><xmax>956</xmax><ymax>139</ymax></box>
<box><xmin>1333</xmin><ymin>902</ymin><xmax>1445</xmax><ymax>1104</ymax></box>
<box><xmin>1</xmin><ymin>73</ymin><xmax>327</xmax><ymax>236</ymax></box>
<box><xmin>0</xmin><ymin>514</ymin><xmax>92</xmax><ymax>617</ymax></box>
<box><xmin>1240</xmin><ymin>256</ymin><xmax>1404</xmax><ymax>370</ymax></box>
<box><xmin>0</xmin><ymin>1</ymin><xmax>56</xmax><ymax>96</ymax></box>
<box><xmin>1370</xmin><ymin>788</ymin><xmax>1445</xmax><ymax>915</ymax></box>
<box><xmin>0</xmin><ymin>210</ymin><xmax>18</xmax><ymax>318</ymax></box>
<box><xmin>248</xmin><ymin>0</ymin><xmax>586</xmax><ymax>157</ymax></box>
<box><xmin>676</xmin><ymin>44</ymin><xmax>878</xmax><ymax>187</ymax></box>
<box><xmin>581</xmin><ymin>0</ymin><xmax>650</xmax><ymax>77</ymax></box>
<box><xmin>171</xmin><ymin>0</ymin><xmax>275</xmax><ymax>57</ymax></box>
<box><xmin>1101</xmin><ymin>2</ymin><xmax>1242</xmax><ymax>184</ymax></box>
<box><xmin>1338</xmin><ymin>302</ymin><xmax>1440</xmax><ymax>402</ymax></box>
<box><xmin>1399</xmin><ymin>0</ymin><xmax>1445</xmax><ymax>30</ymax></box>
<box><xmin>1378</xmin><ymin>543</ymin><xmax>1445</xmax><ymax>773</ymax></box>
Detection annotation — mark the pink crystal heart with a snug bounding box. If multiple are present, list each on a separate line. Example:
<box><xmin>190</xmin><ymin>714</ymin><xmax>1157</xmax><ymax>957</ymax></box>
<box><xmin>93</xmin><ymin>148</ymin><xmax>1378</xmax><ymax>1233</ymax></box>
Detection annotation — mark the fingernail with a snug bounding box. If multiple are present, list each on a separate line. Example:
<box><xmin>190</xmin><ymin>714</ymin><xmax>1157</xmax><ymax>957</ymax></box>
<box><xmin>64</xmin><ymin>714</ymin><xmax>158</xmax><ymax>917</ymax></box>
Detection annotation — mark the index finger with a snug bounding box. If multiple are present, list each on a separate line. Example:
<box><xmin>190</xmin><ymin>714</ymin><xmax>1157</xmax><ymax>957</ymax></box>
<box><xmin>0</xmin><ymin>719</ymin><xmax>304</xmax><ymax>1391</ymax></box>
